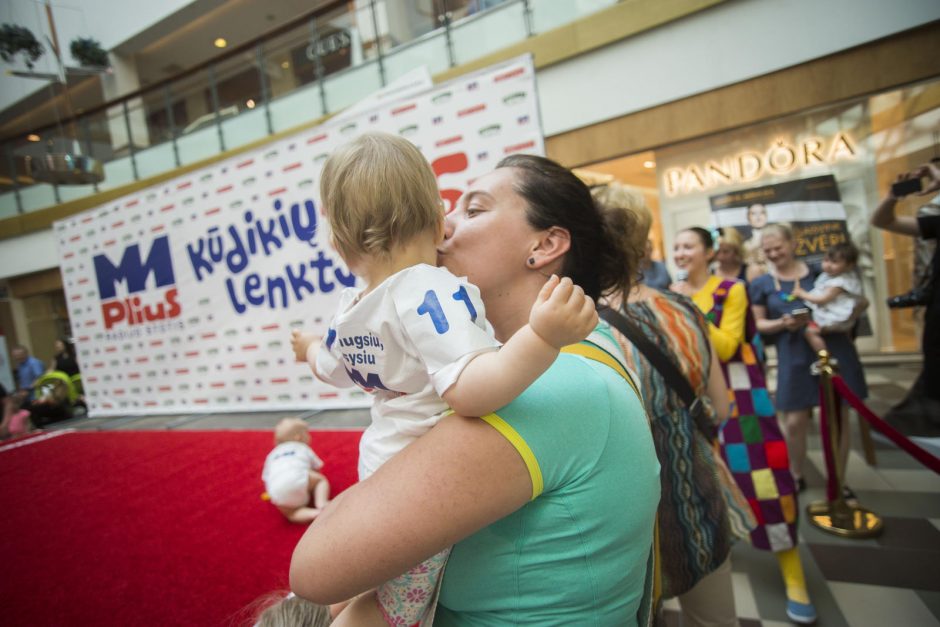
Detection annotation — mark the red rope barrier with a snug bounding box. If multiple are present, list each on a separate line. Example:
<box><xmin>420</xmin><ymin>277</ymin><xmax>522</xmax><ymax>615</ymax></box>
<box><xmin>831</xmin><ymin>376</ymin><xmax>940</xmax><ymax>475</ymax></box>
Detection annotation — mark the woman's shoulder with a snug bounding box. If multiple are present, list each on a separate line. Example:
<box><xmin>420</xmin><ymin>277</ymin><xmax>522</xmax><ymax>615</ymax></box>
<box><xmin>727</xmin><ymin>278</ymin><xmax>748</xmax><ymax>299</ymax></box>
<box><xmin>747</xmin><ymin>273</ymin><xmax>775</xmax><ymax>304</ymax></box>
<box><xmin>644</xmin><ymin>288</ymin><xmax>704</xmax><ymax>320</ymax></box>
<box><xmin>626</xmin><ymin>293</ymin><xmax>710</xmax><ymax>352</ymax></box>
<box><xmin>491</xmin><ymin>347</ymin><xmax>648</xmax><ymax>490</ymax></box>
<box><xmin>749</xmin><ymin>272</ymin><xmax>773</xmax><ymax>290</ymax></box>
<box><xmin>702</xmin><ymin>274</ymin><xmax>746</xmax><ymax>299</ymax></box>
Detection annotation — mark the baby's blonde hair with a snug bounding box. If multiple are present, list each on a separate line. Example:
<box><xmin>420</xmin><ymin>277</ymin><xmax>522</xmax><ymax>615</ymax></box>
<box><xmin>320</xmin><ymin>132</ymin><xmax>443</xmax><ymax>261</ymax></box>
<box><xmin>253</xmin><ymin>592</ymin><xmax>332</xmax><ymax>627</ymax></box>
<box><xmin>274</xmin><ymin>417</ymin><xmax>309</xmax><ymax>445</ymax></box>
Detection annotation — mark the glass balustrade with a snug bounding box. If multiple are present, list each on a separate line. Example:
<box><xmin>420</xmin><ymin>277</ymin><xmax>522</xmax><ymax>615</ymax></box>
<box><xmin>0</xmin><ymin>0</ymin><xmax>615</xmax><ymax>217</ymax></box>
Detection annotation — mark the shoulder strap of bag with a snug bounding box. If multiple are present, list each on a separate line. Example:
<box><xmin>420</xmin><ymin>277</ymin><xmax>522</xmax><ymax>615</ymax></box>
<box><xmin>599</xmin><ymin>306</ymin><xmax>716</xmax><ymax>440</ymax></box>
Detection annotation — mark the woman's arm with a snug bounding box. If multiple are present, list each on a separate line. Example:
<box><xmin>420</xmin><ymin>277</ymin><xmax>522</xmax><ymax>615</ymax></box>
<box><xmin>706</xmin><ymin>338</ymin><xmax>729</xmax><ymax>424</ymax></box>
<box><xmin>290</xmin><ymin>413</ymin><xmax>532</xmax><ymax>604</ymax></box>
<box><xmin>707</xmin><ymin>282</ymin><xmax>747</xmax><ymax>362</ymax></box>
<box><xmin>753</xmin><ymin>303</ymin><xmax>791</xmax><ymax>335</ymax></box>
<box><xmin>871</xmin><ymin>180</ymin><xmax>921</xmax><ymax>236</ymax></box>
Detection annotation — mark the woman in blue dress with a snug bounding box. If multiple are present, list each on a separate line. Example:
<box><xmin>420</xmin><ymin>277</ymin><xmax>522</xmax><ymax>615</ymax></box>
<box><xmin>749</xmin><ymin>224</ymin><xmax>867</xmax><ymax>494</ymax></box>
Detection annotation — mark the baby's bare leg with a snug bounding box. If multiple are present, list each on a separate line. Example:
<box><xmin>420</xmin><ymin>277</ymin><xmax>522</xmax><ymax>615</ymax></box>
<box><xmin>804</xmin><ymin>324</ymin><xmax>826</xmax><ymax>354</ymax></box>
<box><xmin>308</xmin><ymin>470</ymin><xmax>332</xmax><ymax>510</ymax></box>
<box><xmin>277</xmin><ymin>504</ymin><xmax>321</xmax><ymax>524</ymax></box>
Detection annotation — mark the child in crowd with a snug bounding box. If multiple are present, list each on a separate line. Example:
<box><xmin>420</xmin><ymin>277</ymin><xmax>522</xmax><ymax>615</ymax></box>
<box><xmin>290</xmin><ymin>132</ymin><xmax>597</xmax><ymax>626</ymax></box>
<box><xmin>261</xmin><ymin>417</ymin><xmax>331</xmax><ymax>524</ymax></box>
<box><xmin>0</xmin><ymin>384</ymin><xmax>33</xmax><ymax>440</ymax></box>
<box><xmin>253</xmin><ymin>591</ymin><xmax>332</xmax><ymax>627</ymax></box>
<box><xmin>792</xmin><ymin>241</ymin><xmax>863</xmax><ymax>354</ymax></box>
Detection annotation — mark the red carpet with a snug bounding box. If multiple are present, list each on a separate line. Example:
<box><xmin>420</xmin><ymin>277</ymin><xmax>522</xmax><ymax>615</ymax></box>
<box><xmin>0</xmin><ymin>429</ymin><xmax>362</xmax><ymax>626</ymax></box>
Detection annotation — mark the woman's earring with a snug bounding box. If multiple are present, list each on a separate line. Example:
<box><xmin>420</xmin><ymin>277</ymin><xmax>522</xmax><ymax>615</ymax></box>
<box><xmin>527</xmin><ymin>257</ymin><xmax>535</xmax><ymax>266</ymax></box>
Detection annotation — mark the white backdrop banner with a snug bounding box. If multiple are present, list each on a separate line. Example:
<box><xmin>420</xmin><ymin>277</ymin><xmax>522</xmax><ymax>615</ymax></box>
<box><xmin>55</xmin><ymin>56</ymin><xmax>544</xmax><ymax>417</ymax></box>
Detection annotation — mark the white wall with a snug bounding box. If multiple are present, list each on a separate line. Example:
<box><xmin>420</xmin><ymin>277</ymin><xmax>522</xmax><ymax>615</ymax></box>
<box><xmin>0</xmin><ymin>0</ymin><xmax>196</xmax><ymax>113</ymax></box>
<box><xmin>0</xmin><ymin>228</ymin><xmax>60</xmax><ymax>280</ymax></box>
<box><xmin>538</xmin><ymin>0</ymin><xmax>940</xmax><ymax>136</ymax></box>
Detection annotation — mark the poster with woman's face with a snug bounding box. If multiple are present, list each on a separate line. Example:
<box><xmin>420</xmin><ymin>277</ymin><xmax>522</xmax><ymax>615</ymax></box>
<box><xmin>709</xmin><ymin>175</ymin><xmax>850</xmax><ymax>267</ymax></box>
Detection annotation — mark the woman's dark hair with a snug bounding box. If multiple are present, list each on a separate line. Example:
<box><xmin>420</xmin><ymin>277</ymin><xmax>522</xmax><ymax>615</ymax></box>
<box><xmin>825</xmin><ymin>241</ymin><xmax>859</xmax><ymax>266</ymax></box>
<box><xmin>684</xmin><ymin>226</ymin><xmax>716</xmax><ymax>252</ymax></box>
<box><xmin>496</xmin><ymin>154</ymin><xmax>640</xmax><ymax>299</ymax></box>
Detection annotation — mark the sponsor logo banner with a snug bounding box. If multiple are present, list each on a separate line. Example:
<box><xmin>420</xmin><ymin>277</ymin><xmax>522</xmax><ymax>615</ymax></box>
<box><xmin>55</xmin><ymin>56</ymin><xmax>544</xmax><ymax>416</ymax></box>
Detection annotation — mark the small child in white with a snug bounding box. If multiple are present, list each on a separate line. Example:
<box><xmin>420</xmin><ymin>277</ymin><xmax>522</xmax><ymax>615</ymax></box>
<box><xmin>290</xmin><ymin>132</ymin><xmax>597</xmax><ymax>626</ymax></box>
<box><xmin>262</xmin><ymin>417</ymin><xmax>331</xmax><ymax>524</ymax></box>
<box><xmin>792</xmin><ymin>242</ymin><xmax>863</xmax><ymax>354</ymax></box>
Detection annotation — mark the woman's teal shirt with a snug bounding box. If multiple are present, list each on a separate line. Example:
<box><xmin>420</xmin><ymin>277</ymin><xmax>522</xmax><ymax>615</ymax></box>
<box><xmin>435</xmin><ymin>327</ymin><xmax>661</xmax><ymax>625</ymax></box>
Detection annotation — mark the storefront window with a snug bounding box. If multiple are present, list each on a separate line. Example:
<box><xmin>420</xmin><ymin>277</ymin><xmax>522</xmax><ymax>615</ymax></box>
<box><xmin>581</xmin><ymin>76</ymin><xmax>940</xmax><ymax>353</ymax></box>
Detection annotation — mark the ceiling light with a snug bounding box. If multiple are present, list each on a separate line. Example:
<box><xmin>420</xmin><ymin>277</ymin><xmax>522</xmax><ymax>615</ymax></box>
<box><xmin>27</xmin><ymin>134</ymin><xmax>41</xmax><ymax>142</ymax></box>
<box><xmin>246</xmin><ymin>99</ymin><xmax>256</xmax><ymax>109</ymax></box>
<box><xmin>214</xmin><ymin>38</ymin><xmax>227</xmax><ymax>48</ymax></box>
<box><xmin>281</xmin><ymin>61</ymin><xmax>290</xmax><ymax>69</ymax></box>
<box><xmin>643</xmin><ymin>160</ymin><xmax>656</xmax><ymax>169</ymax></box>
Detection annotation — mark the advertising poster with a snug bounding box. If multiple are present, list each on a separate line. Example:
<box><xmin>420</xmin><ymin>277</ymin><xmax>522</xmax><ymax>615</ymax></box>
<box><xmin>54</xmin><ymin>56</ymin><xmax>544</xmax><ymax>417</ymax></box>
<box><xmin>709</xmin><ymin>175</ymin><xmax>850</xmax><ymax>268</ymax></box>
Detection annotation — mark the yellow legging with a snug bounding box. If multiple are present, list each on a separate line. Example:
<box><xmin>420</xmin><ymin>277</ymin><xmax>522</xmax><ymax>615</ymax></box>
<box><xmin>776</xmin><ymin>547</ymin><xmax>810</xmax><ymax>604</ymax></box>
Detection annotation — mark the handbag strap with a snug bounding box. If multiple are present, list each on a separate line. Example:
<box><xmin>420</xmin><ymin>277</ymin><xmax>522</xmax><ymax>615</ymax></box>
<box><xmin>599</xmin><ymin>306</ymin><xmax>715</xmax><ymax>440</ymax></box>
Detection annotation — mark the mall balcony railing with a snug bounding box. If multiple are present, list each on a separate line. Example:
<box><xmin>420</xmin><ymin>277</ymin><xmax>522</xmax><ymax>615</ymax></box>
<box><xmin>0</xmin><ymin>0</ymin><xmax>617</xmax><ymax>219</ymax></box>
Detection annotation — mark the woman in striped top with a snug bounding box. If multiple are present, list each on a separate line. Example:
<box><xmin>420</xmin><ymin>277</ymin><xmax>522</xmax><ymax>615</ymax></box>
<box><xmin>594</xmin><ymin>184</ymin><xmax>737</xmax><ymax>627</ymax></box>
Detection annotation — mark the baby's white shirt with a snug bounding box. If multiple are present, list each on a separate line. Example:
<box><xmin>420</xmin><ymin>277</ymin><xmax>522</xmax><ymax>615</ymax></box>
<box><xmin>315</xmin><ymin>264</ymin><xmax>499</xmax><ymax>479</ymax></box>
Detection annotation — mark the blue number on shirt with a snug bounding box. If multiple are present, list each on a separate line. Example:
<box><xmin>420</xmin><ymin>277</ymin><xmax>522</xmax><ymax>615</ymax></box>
<box><xmin>451</xmin><ymin>285</ymin><xmax>477</xmax><ymax>322</ymax></box>
<box><xmin>418</xmin><ymin>286</ymin><xmax>479</xmax><ymax>334</ymax></box>
<box><xmin>418</xmin><ymin>290</ymin><xmax>450</xmax><ymax>334</ymax></box>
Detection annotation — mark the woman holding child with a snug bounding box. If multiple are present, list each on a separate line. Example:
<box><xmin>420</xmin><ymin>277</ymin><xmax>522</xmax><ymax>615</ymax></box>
<box><xmin>290</xmin><ymin>152</ymin><xmax>660</xmax><ymax>624</ymax></box>
<box><xmin>749</xmin><ymin>224</ymin><xmax>868</xmax><ymax>494</ymax></box>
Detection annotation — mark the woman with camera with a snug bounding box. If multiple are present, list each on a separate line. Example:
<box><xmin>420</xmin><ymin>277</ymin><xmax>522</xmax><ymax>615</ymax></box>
<box><xmin>871</xmin><ymin>160</ymin><xmax>940</xmax><ymax>416</ymax></box>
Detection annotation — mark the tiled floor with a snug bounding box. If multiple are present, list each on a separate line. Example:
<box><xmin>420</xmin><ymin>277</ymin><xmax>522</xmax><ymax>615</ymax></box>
<box><xmin>45</xmin><ymin>359</ymin><xmax>940</xmax><ymax>626</ymax></box>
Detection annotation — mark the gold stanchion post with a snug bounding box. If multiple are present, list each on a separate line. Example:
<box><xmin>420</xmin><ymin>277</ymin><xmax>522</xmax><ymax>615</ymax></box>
<box><xmin>806</xmin><ymin>350</ymin><xmax>884</xmax><ymax>538</ymax></box>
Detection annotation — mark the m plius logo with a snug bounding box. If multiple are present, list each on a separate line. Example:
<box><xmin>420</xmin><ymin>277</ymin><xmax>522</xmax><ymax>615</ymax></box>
<box><xmin>93</xmin><ymin>236</ymin><xmax>182</xmax><ymax>329</ymax></box>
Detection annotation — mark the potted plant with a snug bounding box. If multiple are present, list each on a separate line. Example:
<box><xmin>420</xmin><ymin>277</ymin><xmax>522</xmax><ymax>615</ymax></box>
<box><xmin>69</xmin><ymin>37</ymin><xmax>108</xmax><ymax>68</ymax></box>
<box><xmin>0</xmin><ymin>23</ymin><xmax>44</xmax><ymax>69</ymax></box>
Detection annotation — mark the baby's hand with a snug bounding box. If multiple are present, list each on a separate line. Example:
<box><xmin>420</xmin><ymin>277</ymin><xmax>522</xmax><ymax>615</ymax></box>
<box><xmin>529</xmin><ymin>275</ymin><xmax>598</xmax><ymax>349</ymax></box>
<box><xmin>291</xmin><ymin>329</ymin><xmax>321</xmax><ymax>363</ymax></box>
<box><xmin>791</xmin><ymin>286</ymin><xmax>807</xmax><ymax>299</ymax></box>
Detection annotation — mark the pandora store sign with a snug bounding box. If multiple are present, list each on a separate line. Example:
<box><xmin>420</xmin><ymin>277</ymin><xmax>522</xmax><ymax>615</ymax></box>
<box><xmin>662</xmin><ymin>132</ymin><xmax>858</xmax><ymax>196</ymax></box>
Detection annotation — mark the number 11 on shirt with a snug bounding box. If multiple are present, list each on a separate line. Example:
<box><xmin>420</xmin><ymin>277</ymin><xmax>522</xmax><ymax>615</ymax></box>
<box><xmin>418</xmin><ymin>287</ymin><xmax>478</xmax><ymax>335</ymax></box>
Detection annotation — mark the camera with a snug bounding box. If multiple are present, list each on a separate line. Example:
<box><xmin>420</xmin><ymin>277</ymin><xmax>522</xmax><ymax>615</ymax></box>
<box><xmin>887</xmin><ymin>285</ymin><xmax>933</xmax><ymax>308</ymax></box>
<box><xmin>891</xmin><ymin>177</ymin><xmax>923</xmax><ymax>198</ymax></box>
